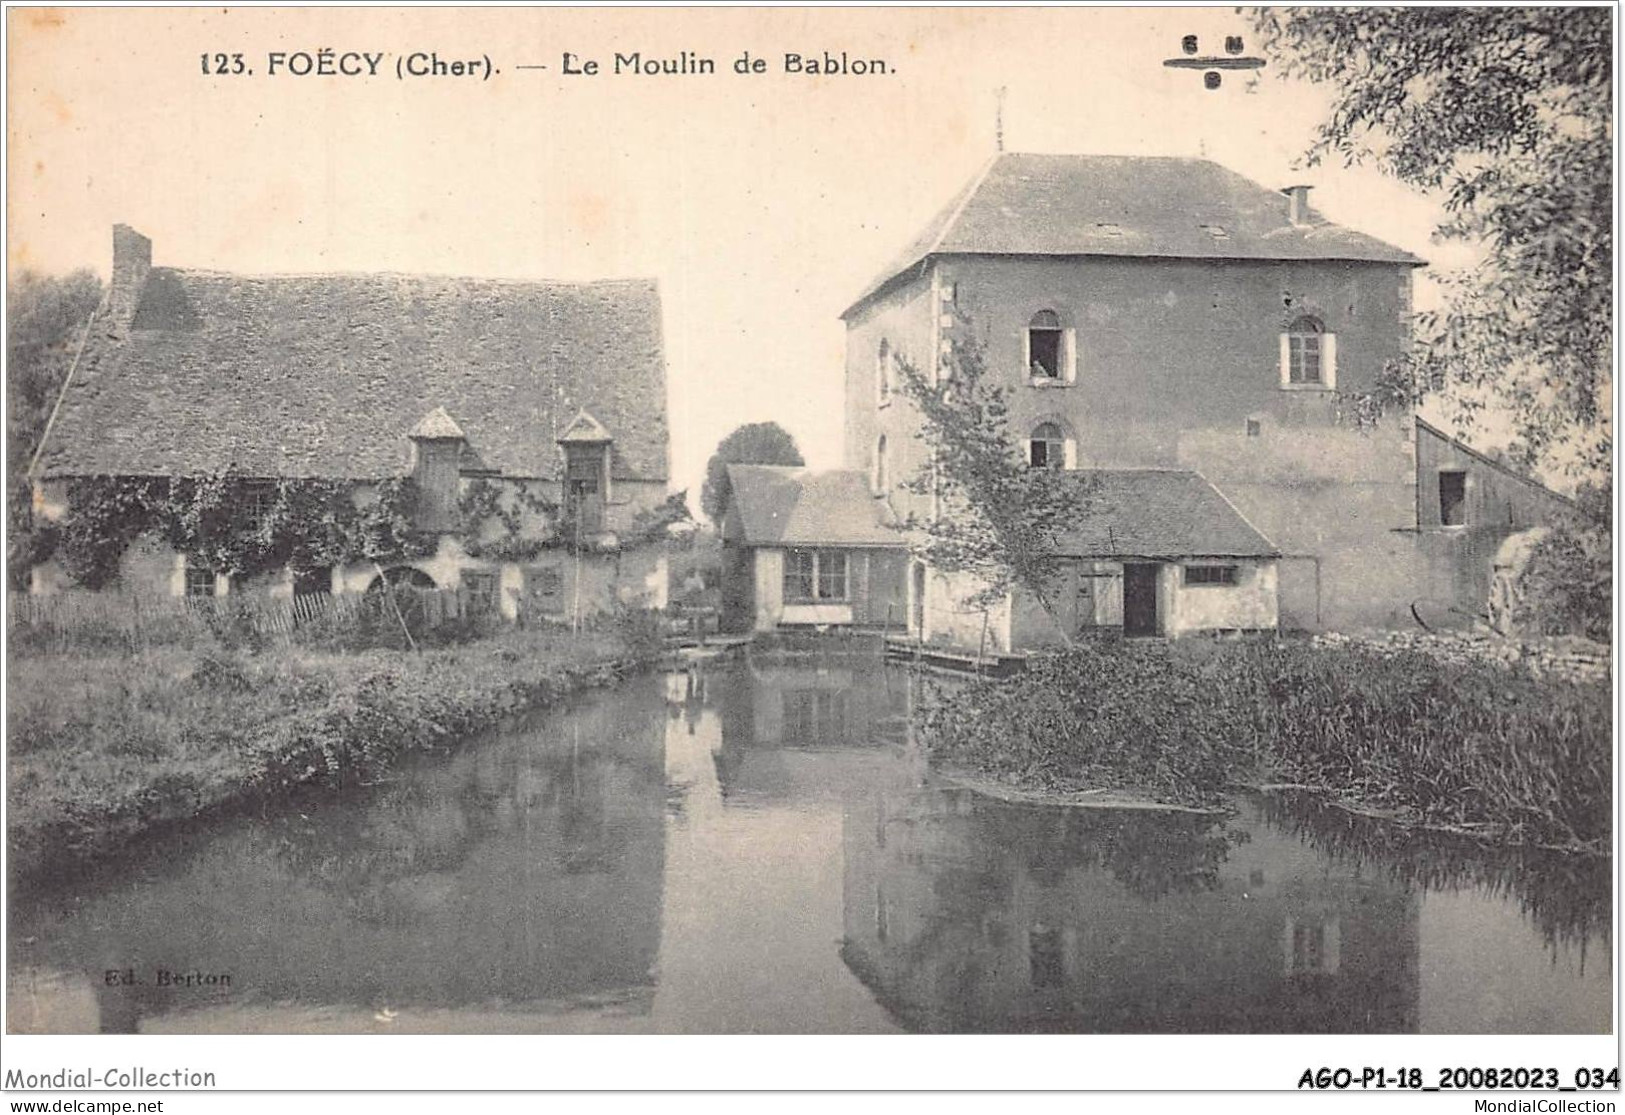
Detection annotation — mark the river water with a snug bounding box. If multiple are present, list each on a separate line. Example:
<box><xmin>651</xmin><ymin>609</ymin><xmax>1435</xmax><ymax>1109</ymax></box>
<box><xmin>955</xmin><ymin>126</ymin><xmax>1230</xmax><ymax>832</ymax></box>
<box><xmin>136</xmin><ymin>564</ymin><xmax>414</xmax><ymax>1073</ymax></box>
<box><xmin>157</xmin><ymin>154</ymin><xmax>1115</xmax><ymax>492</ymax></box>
<box><xmin>6</xmin><ymin>649</ymin><xmax>1611</xmax><ymax>1034</ymax></box>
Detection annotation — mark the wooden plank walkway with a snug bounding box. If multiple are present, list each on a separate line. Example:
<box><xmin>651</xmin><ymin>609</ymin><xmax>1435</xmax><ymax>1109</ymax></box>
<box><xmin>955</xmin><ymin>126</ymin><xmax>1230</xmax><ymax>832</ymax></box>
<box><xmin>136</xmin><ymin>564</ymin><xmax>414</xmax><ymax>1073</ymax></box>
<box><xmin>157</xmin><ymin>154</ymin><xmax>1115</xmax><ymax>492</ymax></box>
<box><xmin>882</xmin><ymin>635</ymin><xmax>1028</xmax><ymax>677</ymax></box>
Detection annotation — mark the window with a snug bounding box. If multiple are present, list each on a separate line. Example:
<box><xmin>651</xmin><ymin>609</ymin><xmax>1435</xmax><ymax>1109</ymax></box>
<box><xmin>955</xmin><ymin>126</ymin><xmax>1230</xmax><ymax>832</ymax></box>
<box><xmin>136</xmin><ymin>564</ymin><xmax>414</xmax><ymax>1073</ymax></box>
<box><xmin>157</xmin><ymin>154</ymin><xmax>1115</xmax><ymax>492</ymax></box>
<box><xmin>1246</xmin><ymin>418</ymin><xmax>1262</xmax><ymax>438</ymax></box>
<box><xmin>184</xmin><ymin>563</ymin><xmax>216</xmax><ymax>598</ymax></box>
<box><xmin>1184</xmin><ymin>564</ymin><xmax>1238</xmax><ymax>586</ymax></box>
<box><xmin>877</xmin><ymin>338</ymin><xmax>892</xmax><ymax>402</ymax></box>
<box><xmin>461</xmin><ymin>569</ymin><xmax>500</xmax><ymax>614</ymax></box>
<box><xmin>1029</xmin><ymin>422</ymin><xmax>1068</xmax><ymax>469</ymax></box>
<box><xmin>817</xmin><ymin>551</ymin><xmax>848</xmax><ymax>601</ymax></box>
<box><xmin>783</xmin><ymin>549</ymin><xmax>849</xmax><ymax>603</ymax></box>
<box><xmin>1439</xmin><ymin>470</ymin><xmax>1468</xmax><ymax>527</ymax></box>
<box><xmin>784</xmin><ymin>689</ymin><xmax>849</xmax><ymax>741</ymax></box>
<box><xmin>244</xmin><ymin>480</ymin><xmax>277</xmax><ymax>525</ymax></box>
<box><xmin>530</xmin><ymin>566</ymin><xmax>565</xmax><ymax>599</ymax></box>
<box><xmin>1285</xmin><ymin>916</ymin><xmax>1340</xmax><ymax>976</ymax></box>
<box><xmin>1027</xmin><ymin>310</ymin><xmax>1064</xmax><ymax>379</ymax></box>
<box><xmin>1280</xmin><ymin>315</ymin><xmax>1336</xmax><ymax>388</ymax></box>
<box><xmin>564</xmin><ymin>445</ymin><xmax>607</xmax><ymax>533</ymax></box>
<box><xmin>1029</xmin><ymin>927</ymin><xmax>1064</xmax><ymax>991</ymax></box>
<box><xmin>784</xmin><ymin>549</ymin><xmax>816</xmax><ymax>602</ymax></box>
<box><xmin>874</xmin><ymin>435</ymin><xmax>890</xmax><ymax>494</ymax></box>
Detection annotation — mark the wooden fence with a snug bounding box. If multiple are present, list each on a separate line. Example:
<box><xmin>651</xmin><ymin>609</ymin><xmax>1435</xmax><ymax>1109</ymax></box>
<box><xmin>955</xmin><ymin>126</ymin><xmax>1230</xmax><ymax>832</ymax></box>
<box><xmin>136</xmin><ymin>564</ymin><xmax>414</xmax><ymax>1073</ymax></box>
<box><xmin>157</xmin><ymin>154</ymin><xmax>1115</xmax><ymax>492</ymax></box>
<box><xmin>9</xmin><ymin>588</ymin><xmax>486</xmax><ymax>652</ymax></box>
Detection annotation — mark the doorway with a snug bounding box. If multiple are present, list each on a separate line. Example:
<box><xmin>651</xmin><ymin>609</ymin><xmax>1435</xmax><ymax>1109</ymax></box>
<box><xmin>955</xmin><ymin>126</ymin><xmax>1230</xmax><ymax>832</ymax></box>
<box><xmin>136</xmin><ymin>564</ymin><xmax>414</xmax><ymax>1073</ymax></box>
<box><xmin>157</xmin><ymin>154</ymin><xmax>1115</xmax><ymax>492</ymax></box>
<box><xmin>1122</xmin><ymin>563</ymin><xmax>1161</xmax><ymax>638</ymax></box>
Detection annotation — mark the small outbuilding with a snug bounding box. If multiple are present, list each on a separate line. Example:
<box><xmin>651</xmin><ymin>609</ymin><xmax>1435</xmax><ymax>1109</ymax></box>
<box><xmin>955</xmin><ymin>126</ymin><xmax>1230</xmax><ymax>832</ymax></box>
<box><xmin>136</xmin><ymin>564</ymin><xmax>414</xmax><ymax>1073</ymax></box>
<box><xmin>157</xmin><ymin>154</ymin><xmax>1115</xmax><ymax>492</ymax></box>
<box><xmin>720</xmin><ymin>465</ymin><xmax>909</xmax><ymax>633</ymax></box>
<box><xmin>1007</xmin><ymin>469</ymin><xmax>1282</xmax><ymax>646</ymax></box>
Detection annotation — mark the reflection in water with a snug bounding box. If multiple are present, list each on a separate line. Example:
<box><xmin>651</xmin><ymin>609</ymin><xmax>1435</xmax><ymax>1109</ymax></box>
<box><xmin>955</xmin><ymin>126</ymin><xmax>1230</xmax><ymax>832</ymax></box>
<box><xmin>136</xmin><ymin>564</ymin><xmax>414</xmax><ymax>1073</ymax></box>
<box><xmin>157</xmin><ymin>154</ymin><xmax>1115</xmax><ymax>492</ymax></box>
<box><xmin>10</xmin><ymin>687</ymin><xmax>669</xmax><ymax>1033</ymax></box>
<box><xmin>840</xmin><ymin>790</ymin><xmax>1421</xmax><ymax>1033</ymax></box>
<box><xmin>1258</xmin><ymin>793</ymin><xmax>1611</xmax><ymax>954</ymax></box>
<box><xmin>7</xmin><ymin>647</ymin><xmax>1611</xmax><ymax>1034</ymax></box>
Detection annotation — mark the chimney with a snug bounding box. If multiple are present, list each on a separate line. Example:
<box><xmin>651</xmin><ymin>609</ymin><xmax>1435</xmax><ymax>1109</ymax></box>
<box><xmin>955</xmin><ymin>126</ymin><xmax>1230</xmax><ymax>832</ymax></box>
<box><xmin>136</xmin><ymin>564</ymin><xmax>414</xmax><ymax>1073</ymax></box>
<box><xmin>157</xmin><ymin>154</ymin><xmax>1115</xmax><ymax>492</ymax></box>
<box><xmin>106</xmin><ymin>224</ymin><xmax>152</xmax><ymax>334</ymax></box>
<box><xmin>1282</xmin><ymin>185</ymin><xmax>1313</xmax><ymax>228</ymax></box>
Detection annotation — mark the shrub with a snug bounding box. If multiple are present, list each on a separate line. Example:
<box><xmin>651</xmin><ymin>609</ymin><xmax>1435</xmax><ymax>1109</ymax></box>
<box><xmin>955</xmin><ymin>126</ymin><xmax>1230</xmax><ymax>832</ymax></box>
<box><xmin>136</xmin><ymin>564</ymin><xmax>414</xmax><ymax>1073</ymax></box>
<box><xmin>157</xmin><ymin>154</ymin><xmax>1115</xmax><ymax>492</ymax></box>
<box><xmin>922</xmin><ymin>641</ymin><xmax>1257</xmax><ymax>806</ymax></box>
<box><xmin>921</xmin><ymin>639</ymin><xmax>1610</xmax><ymax>847</ymax></box>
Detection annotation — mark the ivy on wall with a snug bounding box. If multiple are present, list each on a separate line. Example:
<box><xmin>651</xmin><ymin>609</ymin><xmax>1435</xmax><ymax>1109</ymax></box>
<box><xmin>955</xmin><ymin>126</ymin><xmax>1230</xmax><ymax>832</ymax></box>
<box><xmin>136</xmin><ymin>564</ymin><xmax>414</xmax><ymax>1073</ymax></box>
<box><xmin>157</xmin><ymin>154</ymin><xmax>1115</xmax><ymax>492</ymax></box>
<box><xmin>40</xmin><ymin>474</ymin><xmax>434</xmax><ymax>590</ymax></box>
<box><xmin>458</xmin><ymin>480</ymin><xmax>692</xmax><ymax>560</ymax></box>
<box><xmin>37</xmin><ymin>473</ymin><xmax>694</xmax><ymax>590</ymax></box>
<box><xmin>457</xmin><ymin>478</ymin><xmax>559</xmax><ymax>562</ymax></box>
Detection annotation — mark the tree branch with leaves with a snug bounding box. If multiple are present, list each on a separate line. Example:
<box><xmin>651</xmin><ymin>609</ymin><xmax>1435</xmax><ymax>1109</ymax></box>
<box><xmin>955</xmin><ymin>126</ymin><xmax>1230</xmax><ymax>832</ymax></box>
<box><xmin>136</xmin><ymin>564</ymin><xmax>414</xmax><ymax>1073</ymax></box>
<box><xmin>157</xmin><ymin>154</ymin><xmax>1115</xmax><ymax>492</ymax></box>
<box><xmin>893</xmin><ymin>327</ymin><xmax>1095</xmax><ymax>642</ymax></box>
<box><xmin>1250</xmin><ymin>6</ymin><xmax>1611</xmax><ymax>480</ymax></box>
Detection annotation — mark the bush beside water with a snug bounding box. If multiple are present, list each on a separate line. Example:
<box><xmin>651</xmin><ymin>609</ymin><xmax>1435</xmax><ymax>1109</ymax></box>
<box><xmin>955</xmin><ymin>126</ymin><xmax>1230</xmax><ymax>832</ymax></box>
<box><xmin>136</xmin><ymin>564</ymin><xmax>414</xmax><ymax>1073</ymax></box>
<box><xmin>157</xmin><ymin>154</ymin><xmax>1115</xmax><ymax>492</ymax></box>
<box><xmin>7</xmin><ymin>616</ymin><xmax>663</xmax><ymax>882</ymax></box>
<box><xmin>922</xmin><ymin>638</ymin><xmax>1610</xmax><ymax>851</ymax></box>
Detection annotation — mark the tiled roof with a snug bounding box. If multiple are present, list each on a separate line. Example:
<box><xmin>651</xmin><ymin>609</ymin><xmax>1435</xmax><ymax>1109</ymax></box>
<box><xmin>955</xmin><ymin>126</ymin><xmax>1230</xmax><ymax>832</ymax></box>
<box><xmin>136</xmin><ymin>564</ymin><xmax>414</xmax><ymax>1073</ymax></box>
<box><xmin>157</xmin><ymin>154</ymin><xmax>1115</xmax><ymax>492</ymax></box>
<box><xmin>1054</xmin><ymin>469</ymin><xmax>1278</xmax><ymax>559</ymax></box>
<box><xmin>845</xmin><ymin>153</ymin><xmax>1425</xmax><ymax>315</ymax></box>
<box><xmin>558</xmin><ymin>409</ymin><xmax>613</xmax><ymax>443</ymax></box>
<box><xmin>409</xmin><ymin>406</ymin><xmax>465</xmax><ymax>440</ymax></box>
<box><xmin>724</xmin><ymin>465</ymin><xmax>904</xmax><ymax>548</ymax></box>
<box><xmin>40</xmin><ymin>267</ymin><xmax>668</xmax><ymax>481</ymax></box>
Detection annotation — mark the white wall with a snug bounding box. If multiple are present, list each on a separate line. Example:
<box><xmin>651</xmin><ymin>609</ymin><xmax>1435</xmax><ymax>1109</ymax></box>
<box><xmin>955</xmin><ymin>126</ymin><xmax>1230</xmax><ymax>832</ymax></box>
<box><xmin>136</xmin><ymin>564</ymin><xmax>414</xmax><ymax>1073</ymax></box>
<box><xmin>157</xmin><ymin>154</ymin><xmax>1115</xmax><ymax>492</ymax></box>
<box><xmin>923</xmin><ymin>566</ymin><xmax>1012</xmax><ymax>652</ymax></box>
<box><xmin>752</xmin><ymin>548</ymin><xmax>785</xmax><ymax>632</ymax></box>
<box><xmin>1165</xmin><ymin>560</ymin><xmax>1279</xmax><ymax>636</ymax></box>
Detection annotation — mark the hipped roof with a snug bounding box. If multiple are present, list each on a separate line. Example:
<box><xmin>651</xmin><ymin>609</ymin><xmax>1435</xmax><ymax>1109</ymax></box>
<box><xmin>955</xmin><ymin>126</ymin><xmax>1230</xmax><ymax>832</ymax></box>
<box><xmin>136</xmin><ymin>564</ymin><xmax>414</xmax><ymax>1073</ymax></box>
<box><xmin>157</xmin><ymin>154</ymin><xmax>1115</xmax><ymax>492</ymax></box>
<box><xmin>724</xmin><ymin>465</ymin><xmax>905</xmax><ymax>548</ymax></box>
<box><xmin>846</xmin><ymin>153</ymin><xmax>1425</xmax><ymax>316</ymax></box>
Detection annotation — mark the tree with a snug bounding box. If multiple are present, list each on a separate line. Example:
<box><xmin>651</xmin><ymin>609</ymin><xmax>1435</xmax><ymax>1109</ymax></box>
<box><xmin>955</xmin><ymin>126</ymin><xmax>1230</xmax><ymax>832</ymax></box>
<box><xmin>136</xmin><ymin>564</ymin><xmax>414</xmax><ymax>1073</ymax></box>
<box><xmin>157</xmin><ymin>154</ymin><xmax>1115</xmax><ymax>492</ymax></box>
<box><xmin>1250</xmin><ymin>8</ymin><xmax>1611</xmax><ymax>479</ymax></box>
<box><xmin>894</xmin><ymin>330</ymin><xmax>1094</xmax><ymax>642</ymax></box>
<box><xmin>7</xmin><ymin>269</ymin><xmax>103</xmax><ymax>588</ymax></box>
<box><xmin>1509</xmin><ymin>482</ymin><xmax>1611</xmax><ymax>642</ymax></box>
<box><xmin>701</xmin><ymin>421</ymin><xmax>804</xmax><ymax>523</ymax></box>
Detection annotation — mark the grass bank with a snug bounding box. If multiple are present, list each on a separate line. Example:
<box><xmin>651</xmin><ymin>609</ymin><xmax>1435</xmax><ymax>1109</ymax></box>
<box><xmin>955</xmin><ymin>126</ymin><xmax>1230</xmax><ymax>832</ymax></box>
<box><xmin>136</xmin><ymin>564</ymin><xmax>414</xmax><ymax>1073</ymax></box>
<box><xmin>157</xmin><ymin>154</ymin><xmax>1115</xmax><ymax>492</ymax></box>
<box><xmin>921</xmin><ymin>637</ymin><xmax>1610</xmax><ymax>853</ymax></box>
<box><xmin>7</xmin><ymin>620</ymin><xmax>663</xmax><ymax>883</ymax></box>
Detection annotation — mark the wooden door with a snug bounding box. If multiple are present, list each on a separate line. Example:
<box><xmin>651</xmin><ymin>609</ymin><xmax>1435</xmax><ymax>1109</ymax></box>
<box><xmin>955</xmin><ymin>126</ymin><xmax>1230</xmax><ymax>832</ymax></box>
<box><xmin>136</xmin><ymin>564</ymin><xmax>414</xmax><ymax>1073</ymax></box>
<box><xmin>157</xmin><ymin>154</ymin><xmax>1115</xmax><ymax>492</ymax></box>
<box><xmin>1074</xmin><ymin>568</ymin><xmax>1096</xmax><ymax>633</ymax></box>
<box><xmin>1122</xmin><ymin>563</ymin><xmax>1161</xmax><ymax>637</ymax></box>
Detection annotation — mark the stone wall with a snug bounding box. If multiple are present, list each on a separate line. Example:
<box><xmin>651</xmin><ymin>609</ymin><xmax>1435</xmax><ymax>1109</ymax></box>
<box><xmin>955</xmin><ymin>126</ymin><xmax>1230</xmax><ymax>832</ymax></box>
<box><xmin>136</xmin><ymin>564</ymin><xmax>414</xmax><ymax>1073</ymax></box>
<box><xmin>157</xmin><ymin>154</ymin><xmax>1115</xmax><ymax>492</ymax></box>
<box><xmin>1312</xmin><ymin>629</ymin><xmax>1610</xmax><ymax>686</ymax></box>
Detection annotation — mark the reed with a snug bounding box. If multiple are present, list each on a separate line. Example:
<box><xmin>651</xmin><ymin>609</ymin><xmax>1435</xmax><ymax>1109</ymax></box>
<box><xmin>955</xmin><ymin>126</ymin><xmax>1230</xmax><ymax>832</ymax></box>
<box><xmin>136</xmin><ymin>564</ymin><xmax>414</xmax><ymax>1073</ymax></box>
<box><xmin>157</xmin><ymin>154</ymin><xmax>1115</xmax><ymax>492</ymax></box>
<box><xmin>921</xmin><ymin>638</ymin><xmax>1610</xmax><ymax>850</ymax></box>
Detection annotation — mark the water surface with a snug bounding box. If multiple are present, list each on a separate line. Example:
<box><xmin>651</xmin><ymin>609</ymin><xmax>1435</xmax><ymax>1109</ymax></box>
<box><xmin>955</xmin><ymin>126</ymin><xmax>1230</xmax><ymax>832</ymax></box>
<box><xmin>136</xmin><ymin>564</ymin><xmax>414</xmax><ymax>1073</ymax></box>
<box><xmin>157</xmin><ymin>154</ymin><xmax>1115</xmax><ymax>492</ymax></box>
<box><xmin>7</xmin><ymin>650</ymin><xmax>1610</xmax><ymax>1033</ymax></box>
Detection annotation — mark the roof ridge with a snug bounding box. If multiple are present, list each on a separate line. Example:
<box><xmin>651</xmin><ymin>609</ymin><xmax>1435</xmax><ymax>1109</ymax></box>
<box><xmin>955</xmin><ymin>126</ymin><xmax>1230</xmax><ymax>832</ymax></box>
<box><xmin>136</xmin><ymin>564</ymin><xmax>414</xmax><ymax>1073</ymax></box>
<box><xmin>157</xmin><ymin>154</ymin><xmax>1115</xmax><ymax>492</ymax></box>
<box><xmin>1003</xmin><ymin>151</ymin><xmax>1217</xmax><ymax>164</ymax></box>
<box><xmin>158</xmin><ymin>266</ymin><xmax>659</xmax><ymax>288</ymax></box>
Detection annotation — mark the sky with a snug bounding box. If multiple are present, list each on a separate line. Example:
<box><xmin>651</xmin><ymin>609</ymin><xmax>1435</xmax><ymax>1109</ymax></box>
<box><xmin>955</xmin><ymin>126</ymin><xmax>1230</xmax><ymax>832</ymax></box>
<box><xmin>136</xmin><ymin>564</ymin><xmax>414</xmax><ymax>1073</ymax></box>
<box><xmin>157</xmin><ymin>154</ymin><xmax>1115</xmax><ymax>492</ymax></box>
<box><xmin>7</xmin><ymin>7</ymin><xmax>1478</xmax><ymax>507</ymax></box>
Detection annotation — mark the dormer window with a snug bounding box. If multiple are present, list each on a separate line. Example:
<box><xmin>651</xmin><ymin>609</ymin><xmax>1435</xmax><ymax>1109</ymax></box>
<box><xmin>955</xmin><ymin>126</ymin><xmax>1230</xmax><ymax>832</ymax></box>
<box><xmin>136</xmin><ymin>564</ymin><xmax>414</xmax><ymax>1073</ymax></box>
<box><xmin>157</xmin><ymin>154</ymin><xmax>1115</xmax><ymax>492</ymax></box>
<box><xmin>408</xmin><ymin>407</ymin><xmax>467</xmax><ymax>533</ymax></box>
<box><xmin>1025</xmin><ymin>310</ymin><xmax>1075</xmax><ymax>383</ymax></box>
<box><xmin>557</xmin><ymin>409</ymin><xmax>614</xmax><ymax>536</ymax></box>
<box><xmin>1279</xmin><ymin>315</ymin><xmax>1337</xmax><ymax>390</ymax></box>
<box><xmin>1201</xmin><ymin>224</ymin><xmax>1230</xmax><ymax>241</ymax></box>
